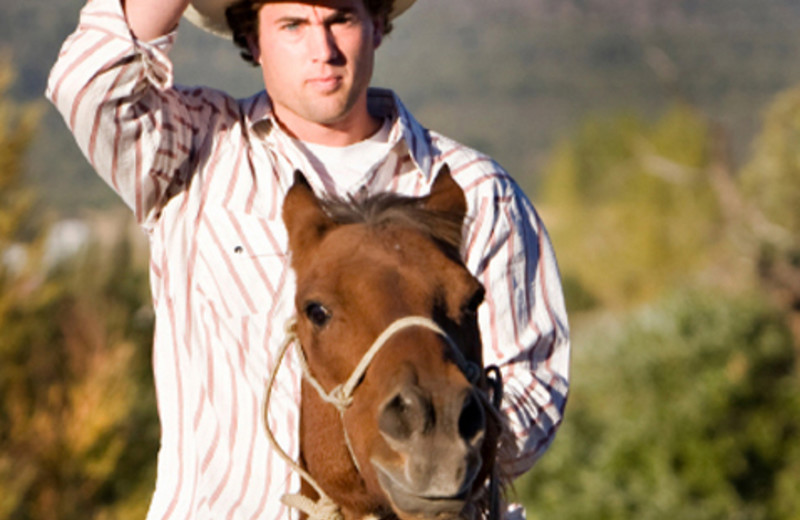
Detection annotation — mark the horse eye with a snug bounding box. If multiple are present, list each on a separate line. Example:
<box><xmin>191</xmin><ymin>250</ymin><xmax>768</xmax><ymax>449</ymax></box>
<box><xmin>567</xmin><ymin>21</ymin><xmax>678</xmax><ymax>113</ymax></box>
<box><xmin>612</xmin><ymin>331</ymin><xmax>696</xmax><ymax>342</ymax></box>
<box><xmin>463</xmin><ymin>287</ymin><xmax>485</xmax><ymax>316</ymax></box>
<box><xmin>304</xmin><ymin>301</ymin><xmax>331</xmax><ymax>327</ymax></box>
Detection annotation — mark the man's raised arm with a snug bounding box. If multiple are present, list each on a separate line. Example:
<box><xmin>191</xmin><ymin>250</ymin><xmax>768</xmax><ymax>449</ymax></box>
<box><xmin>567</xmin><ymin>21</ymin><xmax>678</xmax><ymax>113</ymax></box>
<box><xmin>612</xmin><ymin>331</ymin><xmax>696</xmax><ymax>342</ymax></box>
<box><xmin>122</xmin><ymin>0</ymin><xmax>191</xmax><ymax>41</ymax></box>
<box><xmin>47</xmin><ymin>0</ymin><xmax>232</xmax><ymax>227</ymax></box>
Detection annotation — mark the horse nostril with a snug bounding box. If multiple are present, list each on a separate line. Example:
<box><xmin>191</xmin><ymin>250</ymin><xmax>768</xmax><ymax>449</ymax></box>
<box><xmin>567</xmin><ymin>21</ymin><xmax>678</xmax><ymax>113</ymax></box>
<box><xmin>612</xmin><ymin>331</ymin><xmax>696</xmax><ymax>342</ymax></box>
<box><xmin>379</xmin><ymin>392</ymin><xmax>418</xmax><ymax>442</ymax></box>
<box><xmin>458</xmin><ymin>391</ymin><xmax>486</xmax><ymax>447</ymax></box>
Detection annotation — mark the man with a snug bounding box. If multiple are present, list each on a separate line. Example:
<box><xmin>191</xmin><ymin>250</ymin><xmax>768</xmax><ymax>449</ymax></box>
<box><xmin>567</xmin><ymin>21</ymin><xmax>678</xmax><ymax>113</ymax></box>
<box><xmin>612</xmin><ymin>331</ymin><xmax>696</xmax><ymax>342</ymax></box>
<box><xmin>47</xmin><ymin>0</ymin><xmax>570</xmax><ymax>518</ymax></box>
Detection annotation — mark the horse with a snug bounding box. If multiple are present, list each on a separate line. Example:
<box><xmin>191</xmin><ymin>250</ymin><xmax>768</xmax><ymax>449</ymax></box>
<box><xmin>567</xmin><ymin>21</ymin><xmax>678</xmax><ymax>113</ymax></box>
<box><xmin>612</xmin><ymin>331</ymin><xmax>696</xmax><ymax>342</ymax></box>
<box><xmin>269</xmin><ymin>165</ymin><xmax>505</xmax><ymax>520</ymax></box>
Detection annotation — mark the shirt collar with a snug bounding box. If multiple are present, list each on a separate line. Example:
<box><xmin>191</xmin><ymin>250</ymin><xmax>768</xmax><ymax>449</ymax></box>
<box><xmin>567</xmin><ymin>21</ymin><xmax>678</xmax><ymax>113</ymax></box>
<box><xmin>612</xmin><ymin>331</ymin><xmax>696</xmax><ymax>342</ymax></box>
<box><xmin>248</xmin><ymin>88</ymin><xmax>434</xmax><ymax>183</ymax></box>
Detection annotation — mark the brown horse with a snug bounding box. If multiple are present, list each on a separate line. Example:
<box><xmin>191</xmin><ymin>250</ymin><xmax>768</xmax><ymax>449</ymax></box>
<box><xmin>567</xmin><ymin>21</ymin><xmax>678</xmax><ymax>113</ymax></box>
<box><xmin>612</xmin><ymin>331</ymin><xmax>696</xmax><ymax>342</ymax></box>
<box><xmin>279</xmin><ymin>165</ymin><xmax>504</xmax><ymax>520</ymax></box>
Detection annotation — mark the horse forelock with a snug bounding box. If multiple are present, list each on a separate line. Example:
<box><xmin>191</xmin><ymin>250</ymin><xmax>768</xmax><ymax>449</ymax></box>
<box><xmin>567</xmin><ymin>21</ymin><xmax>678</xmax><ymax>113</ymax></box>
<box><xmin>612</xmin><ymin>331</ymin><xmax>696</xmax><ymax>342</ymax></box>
<box><xmin>319</xmin><ymin>192</ymin><xmax>465</xmax><ymax>257</ymax></box>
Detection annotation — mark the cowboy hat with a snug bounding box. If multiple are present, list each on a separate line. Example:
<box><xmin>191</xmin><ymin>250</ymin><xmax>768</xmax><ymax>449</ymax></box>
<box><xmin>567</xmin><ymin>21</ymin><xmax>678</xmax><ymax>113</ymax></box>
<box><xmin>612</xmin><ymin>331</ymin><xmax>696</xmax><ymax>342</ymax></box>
<box><xmin>184</xmin><ymin>0</ymin><xmax>416</xmax><ymax>37</ymax></box>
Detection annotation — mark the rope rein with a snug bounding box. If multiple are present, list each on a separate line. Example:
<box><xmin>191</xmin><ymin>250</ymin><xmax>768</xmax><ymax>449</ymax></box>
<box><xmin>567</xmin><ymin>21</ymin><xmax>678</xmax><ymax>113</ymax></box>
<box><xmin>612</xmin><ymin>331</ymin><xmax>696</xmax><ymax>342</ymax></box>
<box><xmin>263</xmin><ymin>316</ymin><xmax>503</xmax><ymax>520</ymax></box>
<box><xmin>263</xmin><ymin>321</ymin><xmax>343</xmax><ymax>520</ymax></box>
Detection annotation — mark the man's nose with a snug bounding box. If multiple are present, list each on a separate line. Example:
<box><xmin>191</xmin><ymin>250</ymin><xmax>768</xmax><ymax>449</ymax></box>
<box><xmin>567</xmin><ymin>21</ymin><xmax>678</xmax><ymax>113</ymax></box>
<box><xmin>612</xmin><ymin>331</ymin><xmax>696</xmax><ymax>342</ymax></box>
<box><xmin>307</xmin><ymin>25</ymin><xmax>339</xmax><ymax>63</ymax></box>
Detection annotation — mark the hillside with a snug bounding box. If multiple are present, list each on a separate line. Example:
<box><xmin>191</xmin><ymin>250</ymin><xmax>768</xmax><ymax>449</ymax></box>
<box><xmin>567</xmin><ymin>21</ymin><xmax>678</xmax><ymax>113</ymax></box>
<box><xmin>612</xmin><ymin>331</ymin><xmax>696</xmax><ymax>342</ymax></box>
<box><xmin>2</xmin><ymin>0</ymin><xmax>800</xmax><ymax>211</ymax></box>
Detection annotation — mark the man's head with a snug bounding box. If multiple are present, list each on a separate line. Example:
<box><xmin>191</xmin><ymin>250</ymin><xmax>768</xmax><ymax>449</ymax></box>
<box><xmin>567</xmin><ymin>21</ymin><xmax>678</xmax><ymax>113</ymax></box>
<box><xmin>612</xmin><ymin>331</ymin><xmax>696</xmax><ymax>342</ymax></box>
<box><xmin>225</xmin><ymin>0</ymin><xmax>395</xmax><ymax>144</ymax></box>
<box><xmin>226</xmin><ymin>0</ymin><xmax>396</xmax><ymax>66</ymax></box>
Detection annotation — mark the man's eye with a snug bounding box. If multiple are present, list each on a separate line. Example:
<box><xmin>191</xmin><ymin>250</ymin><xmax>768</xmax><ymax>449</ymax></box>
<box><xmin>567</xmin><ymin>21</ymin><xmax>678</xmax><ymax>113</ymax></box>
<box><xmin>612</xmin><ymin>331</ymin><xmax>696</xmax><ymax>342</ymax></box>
<box><xmin>330</xmin><ymin>12</ymin><xmax>356</xmax><ymax>25</ymax></box>
<box><xmin>281</xmin><ymin>21</ymin><xmax>302</xmax><ymax>31</ymax></box>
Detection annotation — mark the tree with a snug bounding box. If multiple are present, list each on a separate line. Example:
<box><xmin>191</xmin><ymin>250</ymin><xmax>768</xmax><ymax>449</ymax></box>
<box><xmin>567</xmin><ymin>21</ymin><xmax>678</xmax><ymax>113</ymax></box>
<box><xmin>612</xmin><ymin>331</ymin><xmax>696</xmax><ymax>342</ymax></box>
<box><xmin>739</xmin><ymin>86</ymin><xmax>800</xmax><ymax>348</ymax></box>
<box><xmin>539</xmin><ymin>104</ymin><xmax>724</xmax><ymax>310</ymax></box>
<box><xmin>521</xmin><ymin>88</ymin><xmax>800</xmax><ymax>518</ymax></box>
<box><xmin>519</xmin><ymin>291</ymin><xmax>800</xmax><ymax>520</ymax></box>
<box><xmin>0</xmin><ymin>58</ymin><xmax>158</xmax><ymax>520</ymax></box>
<box><xmin>0</xmin><ymin>56</ymin><xmax>40</xmax><ymax>248</ymax></box>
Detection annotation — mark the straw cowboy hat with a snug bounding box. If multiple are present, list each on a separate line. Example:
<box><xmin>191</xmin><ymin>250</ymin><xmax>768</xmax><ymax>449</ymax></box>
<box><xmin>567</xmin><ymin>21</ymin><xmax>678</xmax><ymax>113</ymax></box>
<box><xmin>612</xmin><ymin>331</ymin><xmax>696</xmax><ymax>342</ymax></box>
<box><xmin>184</xmin><ymin>0</ymin><xmax>417</xmax><ymax>37</ymax></box>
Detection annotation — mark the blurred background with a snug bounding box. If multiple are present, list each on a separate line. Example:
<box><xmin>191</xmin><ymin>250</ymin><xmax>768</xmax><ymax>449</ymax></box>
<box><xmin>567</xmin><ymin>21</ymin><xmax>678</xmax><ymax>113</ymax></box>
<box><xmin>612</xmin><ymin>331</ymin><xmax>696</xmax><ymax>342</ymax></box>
<box><xmin>2</xmin><ymin>0</ymin><xmax>800</xmax><ymax>518</ymax></box>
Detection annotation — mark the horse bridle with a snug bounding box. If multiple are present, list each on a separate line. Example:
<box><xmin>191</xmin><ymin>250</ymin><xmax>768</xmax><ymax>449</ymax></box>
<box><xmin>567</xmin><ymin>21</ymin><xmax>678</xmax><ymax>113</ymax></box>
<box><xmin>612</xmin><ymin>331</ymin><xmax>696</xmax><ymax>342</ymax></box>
<box><xmin>263</xmin><ymin>316</ymin><xmax>504</xmax><ymax>520</ymax></box>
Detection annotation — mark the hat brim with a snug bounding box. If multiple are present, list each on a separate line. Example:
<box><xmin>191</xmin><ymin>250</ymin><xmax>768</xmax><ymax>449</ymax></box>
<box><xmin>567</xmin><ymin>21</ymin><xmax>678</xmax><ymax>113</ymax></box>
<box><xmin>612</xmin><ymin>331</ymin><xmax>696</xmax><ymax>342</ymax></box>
<box><xmin>184</xmin><ymin>0</ymin><xmax>416</xmax><ymax>38</ymax></box>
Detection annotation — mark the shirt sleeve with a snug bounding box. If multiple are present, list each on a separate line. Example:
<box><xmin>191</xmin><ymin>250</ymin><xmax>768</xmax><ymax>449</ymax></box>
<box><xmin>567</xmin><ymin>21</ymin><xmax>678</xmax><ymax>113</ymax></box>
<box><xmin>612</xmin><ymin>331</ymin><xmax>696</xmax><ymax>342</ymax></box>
<box><xmin>463</xmin><ymin>173</ymin><xmax>570</xmax><ymax>481</ymax></box>
<box><xmin>45</xmin><ymin>0</ymin><xmax>227</xmax><ymax>229</ymax></box>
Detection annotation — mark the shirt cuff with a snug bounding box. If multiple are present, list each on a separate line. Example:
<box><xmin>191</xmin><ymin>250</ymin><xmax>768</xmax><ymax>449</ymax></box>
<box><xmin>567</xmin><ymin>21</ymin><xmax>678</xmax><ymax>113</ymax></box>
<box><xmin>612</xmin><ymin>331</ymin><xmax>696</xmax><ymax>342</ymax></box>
<box><xmin>81</xmin><ymin>0</ymin><xmax>177</xmax><ymax>90</ymax></box>
<box><xmin>135</xmin><ymin>31</ymin><xmax>177</xmax><ymax>90</ymax></box>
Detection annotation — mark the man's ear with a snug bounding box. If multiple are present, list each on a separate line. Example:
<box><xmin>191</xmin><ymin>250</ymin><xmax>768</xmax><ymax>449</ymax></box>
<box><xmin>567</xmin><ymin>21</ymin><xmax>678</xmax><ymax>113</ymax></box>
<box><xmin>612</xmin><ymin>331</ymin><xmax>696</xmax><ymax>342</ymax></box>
<box><xmin>372</xmin><ymin>17</ymin><xmax>384</xmax><ymax>48</ymax></box>
<box><xmin>247</xmin><ymin>34</ymin><xmax>261</xmax><ymax>64</ymax></box>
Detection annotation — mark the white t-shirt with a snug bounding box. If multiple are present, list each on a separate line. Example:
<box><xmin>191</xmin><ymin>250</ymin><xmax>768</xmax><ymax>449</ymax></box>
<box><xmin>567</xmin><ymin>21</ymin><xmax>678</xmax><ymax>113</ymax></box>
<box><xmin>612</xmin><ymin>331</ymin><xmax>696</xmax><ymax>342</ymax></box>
<box><xmin>293</xmin><ymin>118</ymin><xmax>393</xmax><ymax>194</ymax></box>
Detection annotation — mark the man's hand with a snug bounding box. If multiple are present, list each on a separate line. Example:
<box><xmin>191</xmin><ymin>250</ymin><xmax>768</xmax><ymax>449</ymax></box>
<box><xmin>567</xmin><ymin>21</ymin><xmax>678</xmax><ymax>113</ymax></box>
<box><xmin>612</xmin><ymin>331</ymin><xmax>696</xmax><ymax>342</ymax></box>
<box><xmin>123</xmin><ymin>0</ymin><xmax>193</xmax><ymax>41</ymax></box>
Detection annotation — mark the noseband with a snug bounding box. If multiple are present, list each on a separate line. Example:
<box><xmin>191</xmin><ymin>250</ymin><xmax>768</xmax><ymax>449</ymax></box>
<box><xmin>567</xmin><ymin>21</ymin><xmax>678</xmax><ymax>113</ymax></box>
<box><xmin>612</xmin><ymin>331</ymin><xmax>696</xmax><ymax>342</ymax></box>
<box><xmin>263</xmin><ymin>316</ymin><xmax>502</xmax><ymax>520</ymax></box>
<box><xmin>297</xmin><ymin>316</ymin><xmax>482</xmax><ymax>412</ymax></box>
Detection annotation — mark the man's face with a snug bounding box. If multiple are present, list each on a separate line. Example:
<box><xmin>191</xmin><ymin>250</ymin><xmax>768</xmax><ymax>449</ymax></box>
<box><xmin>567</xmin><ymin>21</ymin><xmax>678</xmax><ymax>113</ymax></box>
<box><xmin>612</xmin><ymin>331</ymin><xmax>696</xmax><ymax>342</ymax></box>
<box><xmin>253</xmin><ymin>0</ymin><xmax>382</xmax><ymax>139</ymax></box>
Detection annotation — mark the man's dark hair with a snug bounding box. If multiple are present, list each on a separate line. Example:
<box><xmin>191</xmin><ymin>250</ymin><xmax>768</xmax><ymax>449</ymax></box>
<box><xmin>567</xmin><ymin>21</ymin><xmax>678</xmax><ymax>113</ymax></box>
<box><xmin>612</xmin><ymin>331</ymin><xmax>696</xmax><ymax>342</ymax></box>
<box><xmin>225</xmin><ymin>0</ymin><xmax>395</xmax><ymax>66</ymax></box>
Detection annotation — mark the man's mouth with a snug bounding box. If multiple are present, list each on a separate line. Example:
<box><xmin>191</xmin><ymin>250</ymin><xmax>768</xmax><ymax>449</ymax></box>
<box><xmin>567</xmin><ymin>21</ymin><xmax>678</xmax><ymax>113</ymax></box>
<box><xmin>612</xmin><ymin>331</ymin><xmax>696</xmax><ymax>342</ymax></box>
<box><xmin>307</xmin><ymin>75</ymin><xmax>343</xmax><ymax>93</ymax></box>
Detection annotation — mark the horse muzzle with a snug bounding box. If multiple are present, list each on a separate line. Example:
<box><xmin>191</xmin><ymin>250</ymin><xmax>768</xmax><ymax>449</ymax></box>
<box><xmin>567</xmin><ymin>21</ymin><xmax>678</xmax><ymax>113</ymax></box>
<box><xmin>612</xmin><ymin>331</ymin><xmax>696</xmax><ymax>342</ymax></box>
<box><xmin>371</xmin><ymin>383</ymin><xmax>487</xmax><ymax>519</ymax></box>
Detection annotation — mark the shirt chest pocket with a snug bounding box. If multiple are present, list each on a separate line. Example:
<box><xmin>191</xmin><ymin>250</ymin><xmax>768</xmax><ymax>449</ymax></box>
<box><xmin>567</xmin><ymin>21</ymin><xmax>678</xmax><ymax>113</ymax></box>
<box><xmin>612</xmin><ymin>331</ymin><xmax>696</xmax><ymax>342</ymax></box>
<box><xmin>194</xmin><ymin>208</ymin><xmax>291</xmax><ymax>319</ymax></box>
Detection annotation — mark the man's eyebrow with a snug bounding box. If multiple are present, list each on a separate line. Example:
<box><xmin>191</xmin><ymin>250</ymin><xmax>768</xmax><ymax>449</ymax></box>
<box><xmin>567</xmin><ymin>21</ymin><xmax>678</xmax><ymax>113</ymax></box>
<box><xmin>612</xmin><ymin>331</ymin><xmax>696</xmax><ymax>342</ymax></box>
<box><xmin>328</xmin><ymin>6</ymin><xmax>358</xmax><ymax>16</ymax></box>
<box><xmin>274</xmin><ymin>15</ymin><xmax>308</xmax><ymax>25</ymax></box>
<box><xmin>320</xmin><ymin>6</ymin><xmax>358</xmax><ymax>23</ymax></box>
<box><xmin>273</xmin><ymin>7</ymin><xmax>356</xmax><ymax>25</ymax></box>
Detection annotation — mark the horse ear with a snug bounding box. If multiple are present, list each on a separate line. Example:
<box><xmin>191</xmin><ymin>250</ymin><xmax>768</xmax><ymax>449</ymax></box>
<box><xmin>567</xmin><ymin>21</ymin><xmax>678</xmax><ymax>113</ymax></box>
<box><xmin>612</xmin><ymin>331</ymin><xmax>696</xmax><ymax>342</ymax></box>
<box><xmin>282</xmin><ymin>171</ymin><xmax>334</xmax><ymax>258</ymax></box>
<box><xmin>424</xmin><ymin>164</ymin><xmax>467</xmax><ymax>220</ymax></box>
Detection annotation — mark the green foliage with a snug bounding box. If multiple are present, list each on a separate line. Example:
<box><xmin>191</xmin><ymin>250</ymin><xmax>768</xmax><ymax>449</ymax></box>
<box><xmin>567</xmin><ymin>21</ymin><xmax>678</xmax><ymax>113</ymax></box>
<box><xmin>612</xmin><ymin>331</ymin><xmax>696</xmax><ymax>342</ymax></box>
<box><xmin>526</xmin><ymin>84</ymin><xmax>800</xmax><ymax>518</ymax></box>
<box><xmin>2</xmin><ymin>2</ymin><xmax>799</xmax><ymax>515</ymax></box>
<box><xmin>520</xmin><ymin>291</ymin><xmax>800</xmax><ymax>520</ymax></box>
<box><xmin>0</xmin><ymin>58</ymin><xmax>41</xmax><ymax>245</ymax></box>
<box><xmin>737</xmin><ymin>86</ymin><xmax>800</xmax><ymax>346</ymax></box>
<box><xmin>540</xmin><ymin>104</ymin><xmax>722</xmax><ymax>309</ymax></box>
<box><xmin>740</xmin><ymin>86</ymin><xmax>800</xmax><ymax>238</ymax></box>
<box><xmin>0</xmin><ymin>61</ymin><xmax>157</xmax><ymax>520</ymax></box>
<box><xmin>1</xmin><ymin>238</ymin><xmax>159</xmax><ymax>520</ymax></box>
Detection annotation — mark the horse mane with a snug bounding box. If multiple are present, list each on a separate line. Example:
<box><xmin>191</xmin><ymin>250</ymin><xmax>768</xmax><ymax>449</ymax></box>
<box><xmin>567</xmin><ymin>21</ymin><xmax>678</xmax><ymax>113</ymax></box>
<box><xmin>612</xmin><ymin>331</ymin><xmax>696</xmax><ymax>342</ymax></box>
<box><xmin>320</xmin><ymin>192</ymin><xmax>465</xmax><ymax>258</ymax></box>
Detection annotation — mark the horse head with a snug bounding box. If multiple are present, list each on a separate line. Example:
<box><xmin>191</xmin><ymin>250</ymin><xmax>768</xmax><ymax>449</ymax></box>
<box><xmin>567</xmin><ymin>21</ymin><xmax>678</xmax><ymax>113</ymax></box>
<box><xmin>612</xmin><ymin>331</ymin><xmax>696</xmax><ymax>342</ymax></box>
<box><xmin>281</xmin><ymin>165</ymin><xmax>502</xmax><ymax>520</ymax></box>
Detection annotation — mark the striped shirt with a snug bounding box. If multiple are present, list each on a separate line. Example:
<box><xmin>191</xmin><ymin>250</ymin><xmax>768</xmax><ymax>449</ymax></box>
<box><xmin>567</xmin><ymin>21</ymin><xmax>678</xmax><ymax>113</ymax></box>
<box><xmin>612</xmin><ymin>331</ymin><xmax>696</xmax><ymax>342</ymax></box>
<box><xmin>46</xmin><ymin>1</ymin><xmax>570</xmax><ymax>518</ymax></box>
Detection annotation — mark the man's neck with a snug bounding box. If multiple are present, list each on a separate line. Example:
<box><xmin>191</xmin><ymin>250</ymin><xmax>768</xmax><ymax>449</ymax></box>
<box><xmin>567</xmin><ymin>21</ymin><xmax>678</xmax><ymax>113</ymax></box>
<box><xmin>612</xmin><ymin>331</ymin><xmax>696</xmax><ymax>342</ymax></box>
<box><xmin>273</xmin><ymin>104</ymin><xmax>382</xmax><ymax>147</ymax></box>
